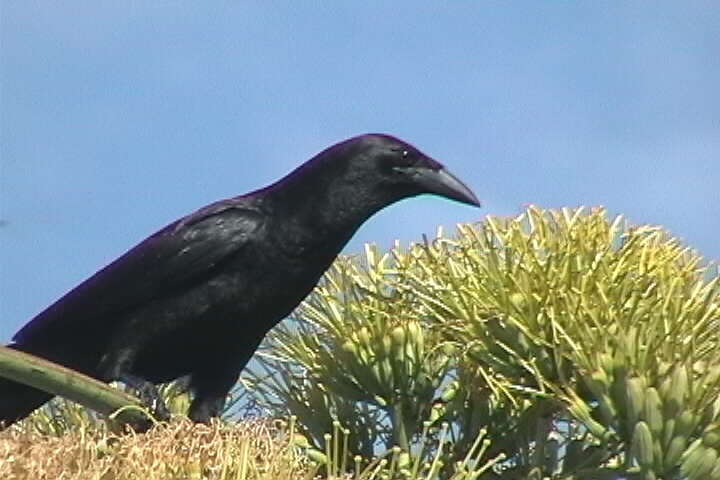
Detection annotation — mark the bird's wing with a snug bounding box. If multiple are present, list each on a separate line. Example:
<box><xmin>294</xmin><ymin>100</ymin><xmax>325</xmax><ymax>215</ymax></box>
<box><xmin>13</xmin><ymin>201</ymin><xmax>264</xmax><ymax>344</ymax></box>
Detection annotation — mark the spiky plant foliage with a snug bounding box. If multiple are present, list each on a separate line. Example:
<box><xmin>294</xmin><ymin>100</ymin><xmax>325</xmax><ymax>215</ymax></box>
<box><xmin>12</xmin><ymin>380</ymin><xmax>194</xmax><ymax>436</ymax></box>
<box><xmin>15</xmin><ymin>375</ymin><xmax>256</xmax><ymax>437</ymax></box>
<box><xmin>2</xmin><ymin>418</ymin><xmax>313</xmax><ymax>480</ymax></box>
<box><xmin>248</xmin><ymin>206</ymin><xmax>720</xmax><ymax>480</ymax></box>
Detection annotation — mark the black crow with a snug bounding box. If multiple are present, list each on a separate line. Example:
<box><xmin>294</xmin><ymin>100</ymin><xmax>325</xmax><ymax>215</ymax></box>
<box><xmin>0</xmin><ymin>134</ymin><xmax>479</xmax><ymax>427</ymax></box>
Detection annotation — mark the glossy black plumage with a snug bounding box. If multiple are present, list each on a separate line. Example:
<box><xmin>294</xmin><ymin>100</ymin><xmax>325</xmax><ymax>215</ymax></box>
<box><xmin>1</xmin><ymin>134</ymin><xmax>480</xmax><ymax>427</ymax></box>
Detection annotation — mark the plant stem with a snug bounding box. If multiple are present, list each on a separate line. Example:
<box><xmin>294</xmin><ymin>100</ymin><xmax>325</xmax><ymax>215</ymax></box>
<box><xmin>392</xmin><ymin>401</ymin><xmax>410</xmax><ymax>452</ymax></box>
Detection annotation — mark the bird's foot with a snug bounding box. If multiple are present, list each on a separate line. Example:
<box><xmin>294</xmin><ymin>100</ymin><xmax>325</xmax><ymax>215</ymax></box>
<box><xmin>118</xmin><ymin>373</ymin><xmax>171</xmax><ymax>424</ymax></box>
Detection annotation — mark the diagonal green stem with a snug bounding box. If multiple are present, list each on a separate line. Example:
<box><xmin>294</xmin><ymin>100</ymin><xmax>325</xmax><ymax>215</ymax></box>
<box><xmin>0</xmin><ymin>345</ymin><xmax>154</xmax><ymax>429</ymax></box>
<box><xmin>392</xmin><ymin>400</ymin><xmax>410</xmax><ymax>452</ymax></box>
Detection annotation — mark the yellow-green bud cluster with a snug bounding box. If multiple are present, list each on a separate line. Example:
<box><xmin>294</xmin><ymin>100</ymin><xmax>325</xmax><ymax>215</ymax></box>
<box><xmin>575</xmin><ymin>359</ymin><xmax>720</xmax><ymax>478</ymax></box>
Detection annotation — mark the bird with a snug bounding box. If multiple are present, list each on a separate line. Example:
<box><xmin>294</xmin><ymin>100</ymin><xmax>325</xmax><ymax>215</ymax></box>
<box><xmin>0</xmin><ymin>133</ymin><xmax>480</xmax><ymax>428</ymax></box>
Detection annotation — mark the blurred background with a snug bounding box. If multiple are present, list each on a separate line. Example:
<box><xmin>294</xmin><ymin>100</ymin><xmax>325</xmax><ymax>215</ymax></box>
<box><xmin>1</xmin><ymin>2</ymin><xmax>718</xmax><ymax>340</ymax></box>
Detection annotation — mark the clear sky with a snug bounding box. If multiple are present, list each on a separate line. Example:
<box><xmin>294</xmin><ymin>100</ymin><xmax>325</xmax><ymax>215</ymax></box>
<box><xmin>1</xmin><ymin>2</ymin><xmax>718</xmax><ymax>340</ymax></box>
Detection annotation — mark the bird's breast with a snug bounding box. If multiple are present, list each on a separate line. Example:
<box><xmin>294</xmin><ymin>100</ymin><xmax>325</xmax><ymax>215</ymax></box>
<box><xmin>204</xmin><ymin>240</ymin><xmax>339</xmax><ymax>332</ymax></box>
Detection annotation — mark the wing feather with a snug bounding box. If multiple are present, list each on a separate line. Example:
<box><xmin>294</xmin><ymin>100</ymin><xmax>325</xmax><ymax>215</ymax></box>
<box><xmin>13</xmin><ymin>201</ymin><xmax>263</xmax><ymax>344</ymax></box>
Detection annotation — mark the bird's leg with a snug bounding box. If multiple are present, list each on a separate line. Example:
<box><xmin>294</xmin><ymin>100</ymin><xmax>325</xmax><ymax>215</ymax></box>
<box><xmin>97</xmin><ymin>346</ymin><xmax>171</xmax><ymax>424</ymax></box>
<box><xmin>188</xmin><ymin>393</ymin><xmax>227</xmax><ymax>423</ymax></box>
<box><xmin>187</xmin><ymin>338</ymin><xmax>262</xmax><ymax>423</ymax></box>
<box><xmin>188</xmin><ymin>364</ymin><xmax>243</xmax><ymax>423</ymax></box>
<box><xmin>117</xmin><ymin>373</ymin><xmax>171</xmax><ymax>423</ymax></box>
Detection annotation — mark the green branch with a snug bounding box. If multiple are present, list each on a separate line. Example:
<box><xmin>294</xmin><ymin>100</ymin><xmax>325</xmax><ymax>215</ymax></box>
<box><xmin>0</xmin><ymin>345</ymin><xmax>154</xmax><ymax>429</ymax></box>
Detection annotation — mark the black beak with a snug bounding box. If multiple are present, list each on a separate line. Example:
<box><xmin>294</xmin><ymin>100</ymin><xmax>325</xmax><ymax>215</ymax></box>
<box><xmin>407</xmin><ymin>166</ymin><xmax>481</xmax><ymax>207</ymax></box>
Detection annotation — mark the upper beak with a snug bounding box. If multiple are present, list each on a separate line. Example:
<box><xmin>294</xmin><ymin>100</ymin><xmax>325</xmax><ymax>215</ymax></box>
<box><xmin>408</xmin><ymin>166</ymin><xmax>481</xmax><ymax>207</ymax></box>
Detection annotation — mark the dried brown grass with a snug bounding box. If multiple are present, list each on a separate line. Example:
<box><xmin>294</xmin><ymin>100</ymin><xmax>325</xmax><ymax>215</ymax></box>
<box><xmin>0</xmin><ymin>417</ymin><xmax>310</xmax><ymax>480</ymax></box>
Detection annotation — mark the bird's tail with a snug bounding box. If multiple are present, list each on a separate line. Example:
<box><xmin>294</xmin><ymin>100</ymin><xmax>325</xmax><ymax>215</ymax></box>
<box><xmin>0</xmin><ymin>344</ymin><xmax>56</xmax><ymax>429</ymax></box>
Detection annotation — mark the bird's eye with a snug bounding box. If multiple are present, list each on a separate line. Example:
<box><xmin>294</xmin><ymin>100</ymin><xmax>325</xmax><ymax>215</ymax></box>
<box><xmin>396</xmin><ymin>149</ymin><xmax>415</xmax><ymax>166</ymax></box>
<box><xmin>381</xmin><ymin>147</ymin><xmax>415</xmax><ymax>174</ymax></box>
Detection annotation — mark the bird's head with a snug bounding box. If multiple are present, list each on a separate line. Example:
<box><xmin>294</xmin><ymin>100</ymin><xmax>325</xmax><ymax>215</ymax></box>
<box><xmin>264</xmin><ymin>134</ymin><xmax>480</xmax><ymax>231</ymax></box>
<box><xmin>331</xmin><ymin>133</ymin><xmax>481</xmax><ymax>208</ymax></box>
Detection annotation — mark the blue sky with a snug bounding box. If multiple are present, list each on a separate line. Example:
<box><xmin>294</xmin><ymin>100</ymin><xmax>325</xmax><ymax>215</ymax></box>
<box><xmin>1</xmin><ymin>2</ymin><xmax>718</xmax><ymax>340</ymax></box>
